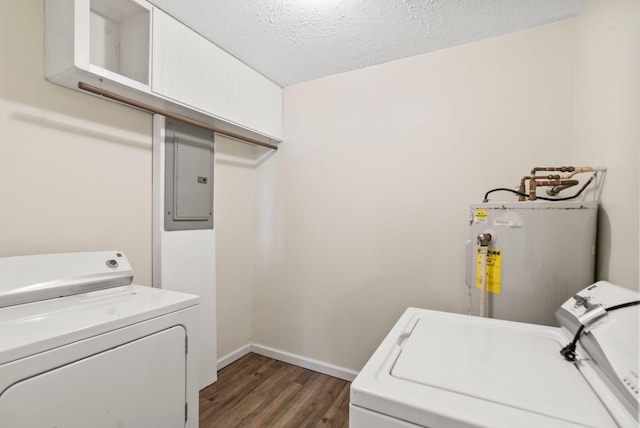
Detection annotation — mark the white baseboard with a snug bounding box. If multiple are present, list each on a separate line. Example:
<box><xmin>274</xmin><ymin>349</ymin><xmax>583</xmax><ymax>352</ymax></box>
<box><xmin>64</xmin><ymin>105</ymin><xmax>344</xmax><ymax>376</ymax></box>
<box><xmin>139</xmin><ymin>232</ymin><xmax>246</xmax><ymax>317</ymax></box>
<box><xmin>216</xmin><ymin>343</ymin><xmax>252</xmax><ymax>370</ymax></box>
<box><xmin>216</xmin><ymin>343</ymin><xmax>358</xmax><ymax>382</ymax></box>
<box><xmin>251</xmin><ymin>343</ymin><xmax>358</xmax><ymax>382</ymax></box>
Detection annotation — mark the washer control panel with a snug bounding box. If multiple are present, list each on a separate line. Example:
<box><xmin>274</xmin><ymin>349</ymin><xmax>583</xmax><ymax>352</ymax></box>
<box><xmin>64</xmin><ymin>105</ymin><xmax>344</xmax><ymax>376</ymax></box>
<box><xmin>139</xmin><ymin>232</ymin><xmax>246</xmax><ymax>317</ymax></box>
<box><xmin>556</xmin><ymin>281</ymin><xmax>639</xmax><ymax>417</ymax></box>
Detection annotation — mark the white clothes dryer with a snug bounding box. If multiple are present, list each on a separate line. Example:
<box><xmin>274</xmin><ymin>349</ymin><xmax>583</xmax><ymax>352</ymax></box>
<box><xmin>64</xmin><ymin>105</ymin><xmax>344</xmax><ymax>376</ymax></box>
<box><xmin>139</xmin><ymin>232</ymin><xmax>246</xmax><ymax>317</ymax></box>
<box><xmin>350</xmin><ymin>281</ymin><xmax>639</xmax><ymax>428</ymax></box>
<box><xmin>0</xmin><ymin>251</ymin><xmax>199</xmax><ymax>428</ymax></box>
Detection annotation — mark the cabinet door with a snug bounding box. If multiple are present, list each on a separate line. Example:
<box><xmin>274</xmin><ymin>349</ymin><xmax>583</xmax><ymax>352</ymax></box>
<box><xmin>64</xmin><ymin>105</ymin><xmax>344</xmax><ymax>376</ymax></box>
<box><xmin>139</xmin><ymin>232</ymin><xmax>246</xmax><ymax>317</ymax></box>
<box><xmin>152</xmin><ymin>8</ymin><xmax>216</xmax><ymax>115</ymax></box>
<box><xmin>152</xmin><ymin>8</ymin><xmax>282</xmax><ymax>139</ymax></box>
<box><xmin>210</xmin><ymin>43</ymin><xmax>283</xmax><ymax>138</ymax></box>
<box><xmin>0</xmin><ymin>326</ymin><xmax>187</xmax><ymax>428</ymax></box>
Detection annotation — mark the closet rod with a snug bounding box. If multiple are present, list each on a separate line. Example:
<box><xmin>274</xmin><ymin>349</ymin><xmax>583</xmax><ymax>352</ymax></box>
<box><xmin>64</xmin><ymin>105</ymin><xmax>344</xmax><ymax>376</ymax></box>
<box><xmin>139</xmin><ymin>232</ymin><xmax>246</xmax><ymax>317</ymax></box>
<box><xmin>77</xmin><ymin>81</ymin><xmax>279</xmax><ymax>151</ymax></box>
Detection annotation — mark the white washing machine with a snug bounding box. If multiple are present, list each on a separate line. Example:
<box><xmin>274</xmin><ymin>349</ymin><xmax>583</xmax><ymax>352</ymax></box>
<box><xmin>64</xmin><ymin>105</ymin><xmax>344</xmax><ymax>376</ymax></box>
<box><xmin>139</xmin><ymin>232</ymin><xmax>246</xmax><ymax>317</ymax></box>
<box><xmin>350</xmin><ymin>281</ymin><xmax>639</xmax><ymax>428</ymax></box>
<box><xmin>0</xmin><ymin>251</ymin><xmax>200</xmax><ymax>428</ymax></box>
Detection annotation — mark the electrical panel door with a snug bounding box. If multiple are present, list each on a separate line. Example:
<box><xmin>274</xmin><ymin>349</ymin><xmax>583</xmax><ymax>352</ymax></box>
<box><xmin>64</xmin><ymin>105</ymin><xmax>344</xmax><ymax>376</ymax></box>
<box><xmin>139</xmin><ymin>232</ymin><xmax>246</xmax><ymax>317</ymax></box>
<box><xmin>164</xmin><ymin>119</ymin><xmax>214</xmax><ymax>231</ymax></box>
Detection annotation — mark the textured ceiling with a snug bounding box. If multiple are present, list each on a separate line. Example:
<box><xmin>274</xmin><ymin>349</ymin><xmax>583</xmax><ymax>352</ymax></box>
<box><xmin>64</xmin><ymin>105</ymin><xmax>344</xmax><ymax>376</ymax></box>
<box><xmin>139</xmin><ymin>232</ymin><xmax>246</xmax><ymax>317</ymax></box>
<box><xmin>147</xmin><ymin>0</ymin><xmax>585</xmax><ymax>87</ymax></box>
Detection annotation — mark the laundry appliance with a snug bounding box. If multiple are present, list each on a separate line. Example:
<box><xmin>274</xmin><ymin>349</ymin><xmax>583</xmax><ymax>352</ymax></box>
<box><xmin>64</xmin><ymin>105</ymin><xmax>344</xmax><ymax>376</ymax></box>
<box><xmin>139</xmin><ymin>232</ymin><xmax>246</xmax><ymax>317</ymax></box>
<box><xmin>350</xmin><ymin>281</ymin><xmax>639</xmax><ymax>427</ymax></box>
<box><xmin>0</xmin><ymin>251</ymin><xmax>199</xmax><ymax>428</ymax></box>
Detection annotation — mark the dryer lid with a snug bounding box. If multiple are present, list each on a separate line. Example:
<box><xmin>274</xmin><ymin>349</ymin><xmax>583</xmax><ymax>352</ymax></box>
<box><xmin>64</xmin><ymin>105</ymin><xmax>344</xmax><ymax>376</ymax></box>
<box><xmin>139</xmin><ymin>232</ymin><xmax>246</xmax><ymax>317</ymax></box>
<box><xmin>0</xmin><ymin>251</ymin><xmax>133</xmax><ymax>308</ymax></box>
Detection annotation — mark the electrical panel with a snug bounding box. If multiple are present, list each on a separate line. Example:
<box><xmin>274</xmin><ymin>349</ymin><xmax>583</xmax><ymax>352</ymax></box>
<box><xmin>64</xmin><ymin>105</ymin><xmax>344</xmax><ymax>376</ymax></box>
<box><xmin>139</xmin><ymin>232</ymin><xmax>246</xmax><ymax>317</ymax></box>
<box><xmin>164</xmin><ymin>119</ymin><xmax>214</xmax><ymax>231</ymax></box>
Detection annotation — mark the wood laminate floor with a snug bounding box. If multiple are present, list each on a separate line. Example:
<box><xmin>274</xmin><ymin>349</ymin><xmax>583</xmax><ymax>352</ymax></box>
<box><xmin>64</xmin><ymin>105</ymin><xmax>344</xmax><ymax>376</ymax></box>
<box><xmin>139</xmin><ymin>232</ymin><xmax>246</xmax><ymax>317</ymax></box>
<box><xmin>199</xmin><ymin>353</ymin><xmax>351</xmax><ymax>428</ymax></box>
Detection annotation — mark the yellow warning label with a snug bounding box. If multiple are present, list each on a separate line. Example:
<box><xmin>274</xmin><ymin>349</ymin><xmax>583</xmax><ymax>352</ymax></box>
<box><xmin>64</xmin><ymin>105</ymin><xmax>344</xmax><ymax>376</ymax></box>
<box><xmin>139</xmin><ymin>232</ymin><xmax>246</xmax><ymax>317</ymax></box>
<box><xmin>476</xmin><ymin>249</ymin><xmax>502</xmax><ymax>294</ymax></box>
<box><xmin>474</xmin><ymin>209</ymin><xmax>488</xmax><ymax>222</ymax></box>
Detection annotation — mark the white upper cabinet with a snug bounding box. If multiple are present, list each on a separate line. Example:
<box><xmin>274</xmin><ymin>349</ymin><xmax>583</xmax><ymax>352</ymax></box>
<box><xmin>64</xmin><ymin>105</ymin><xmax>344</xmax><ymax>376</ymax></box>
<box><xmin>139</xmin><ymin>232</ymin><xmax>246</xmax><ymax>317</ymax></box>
<box><xmin>152</xmin><ymin>9</ymin><xmax>283</xmax><ymax>140</ymax></box>
<box><xmin>88</xmin><ymin>0</ymin><xmax>151</xmax><ymax>88</ymax></box>
<box><xmin>151</xmin><ymin>9</ymin><xmax>215</xmax><ymax>116</ymax></box>
<box><xmin>46</xmin><ymin>0</ymin><xmax>151</xmax><ymax>93</ymax></box>
<box><xmin>45</xmin><ymin>0</ymin><xmax>283</xmax><ymax>143</ymax></box>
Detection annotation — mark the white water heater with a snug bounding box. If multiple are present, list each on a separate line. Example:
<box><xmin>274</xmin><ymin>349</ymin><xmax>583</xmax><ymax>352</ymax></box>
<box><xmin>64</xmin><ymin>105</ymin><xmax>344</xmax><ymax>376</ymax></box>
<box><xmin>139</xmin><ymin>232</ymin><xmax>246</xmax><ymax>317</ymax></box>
<box><xmin>465</xmin><ymin>201</ymin><xmax>597</xmax><ymax>326</ymax></box>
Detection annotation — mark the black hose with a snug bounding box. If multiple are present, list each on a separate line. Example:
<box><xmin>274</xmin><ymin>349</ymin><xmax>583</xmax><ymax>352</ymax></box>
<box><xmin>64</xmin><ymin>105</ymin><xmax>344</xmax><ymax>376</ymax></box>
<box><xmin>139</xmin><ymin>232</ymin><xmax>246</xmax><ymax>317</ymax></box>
<box><xmin>483</xmin><ymin>188</ymin><xmax>528</xmax><ymax>202</ymax></box>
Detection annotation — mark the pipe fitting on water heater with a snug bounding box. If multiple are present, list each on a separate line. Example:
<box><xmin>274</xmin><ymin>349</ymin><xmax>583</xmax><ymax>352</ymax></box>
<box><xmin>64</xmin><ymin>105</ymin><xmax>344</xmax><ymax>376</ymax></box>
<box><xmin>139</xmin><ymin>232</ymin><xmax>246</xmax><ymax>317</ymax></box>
<box><xmin>477</xmin><ymin>232</ymin><xmax>492</xmax><ymax>318</ymax></box>
<box><xmin>477</xmin><ymin>233</ymin><xmax>492</xmax><ymax>247</ymax></box>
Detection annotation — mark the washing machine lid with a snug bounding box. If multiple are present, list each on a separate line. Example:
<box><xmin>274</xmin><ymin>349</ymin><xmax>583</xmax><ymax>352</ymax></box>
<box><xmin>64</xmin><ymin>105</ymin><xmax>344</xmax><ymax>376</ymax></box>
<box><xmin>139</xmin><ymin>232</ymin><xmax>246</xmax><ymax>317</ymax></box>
<box><xmin>351</xmin><ymin>309</ymin><xmax>620</xmax><ymax>428</ymax></box>
<box><xmin>0</xmin><ymin>251</ymin><xmax>133</xmax><ymax>308</ymax></box>
<box><xmin>391</xmin><ymin>315</ymin><xmax>614</xmax><ymax>426</ymax></box>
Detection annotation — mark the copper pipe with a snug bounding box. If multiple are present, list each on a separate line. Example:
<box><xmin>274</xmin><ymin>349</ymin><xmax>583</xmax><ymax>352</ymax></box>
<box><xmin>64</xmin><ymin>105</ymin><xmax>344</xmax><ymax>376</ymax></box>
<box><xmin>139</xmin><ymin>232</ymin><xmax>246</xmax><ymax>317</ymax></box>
<box><xmin>529</xmin><ymin>167</ymin><xmax>567</xmax><ymax>200</ymax></box>
<box><xmin>77</xmin><ymin>81</ymin><xmax>279</xmax><ymax>151</ymax></box>
<box><xmin>517</xmin><ymin>166</ymin><xmax>602</xmax><ymax>201</ymax></box>
<box><xmin>529</xmin><ymin>177</ymin><xmax>538</xmax><ymax>200</ymax></box>
<box><xmin>531</xmin><ymin>166</ymin><xmax>575</xmax><ymax>175</ymax></box>
<box><xmin>518</xmin><ymin>176</ymin><xmax>528</xmax><ymax>201</ymax></box>
<box><xmin>547</xmin><ymin>182</ymin><xmax>579</xmax><ymax>196</ymax></box>
<box><xmin>519</xmin><ymin>174</ymin><xmax>561</xmax><ymax>201</ymax></box>
<box><xmin>535</xmin><ymin>179</ymin><xmax>579</xmax><ymax>187</ymax></box>
<box><xmin>564</xmin><ymin>167</ymin><xmax>595</xmax><ymax>178</ymax></box>
<box><xmin>530</xmin><ymin>179</ymin><xmax>579</xmax><ymax>200</ymax></box>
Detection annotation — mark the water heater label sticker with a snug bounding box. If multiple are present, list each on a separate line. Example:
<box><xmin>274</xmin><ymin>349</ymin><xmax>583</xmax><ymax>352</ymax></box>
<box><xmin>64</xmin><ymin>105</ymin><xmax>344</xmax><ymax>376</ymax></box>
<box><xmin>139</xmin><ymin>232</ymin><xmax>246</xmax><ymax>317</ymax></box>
<box><xmin>474</xmin><ymin>209</ymin><xmax>488</xmax><ymax>222</ymax></box>
<box><xmin>476</xmin><ymin>249</ymin><xmax>502</xmax><ymax>294</ymax></box>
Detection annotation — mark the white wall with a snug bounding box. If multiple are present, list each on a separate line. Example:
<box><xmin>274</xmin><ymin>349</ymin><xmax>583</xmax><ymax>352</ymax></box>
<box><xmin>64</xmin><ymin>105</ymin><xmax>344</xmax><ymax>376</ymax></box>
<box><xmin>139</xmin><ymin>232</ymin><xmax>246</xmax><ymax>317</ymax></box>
<box><xmin>572</xmin><ymin>0</ymin><xmax>640</xmax><ymax>288</ymax></box>
<box><xmin>253</xmin><ymin>21</ymin><xmax>578</xmax><ymax>372</ymax></box>
<box><xmin>0</xmin><ymin>1</ymin><xmax>153</xmax><ymax>284</ymax></box>
<box><xmin>214</xmin><ymin>137</ymin><xmax>267</xmax><ymax>361</ymax></box>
